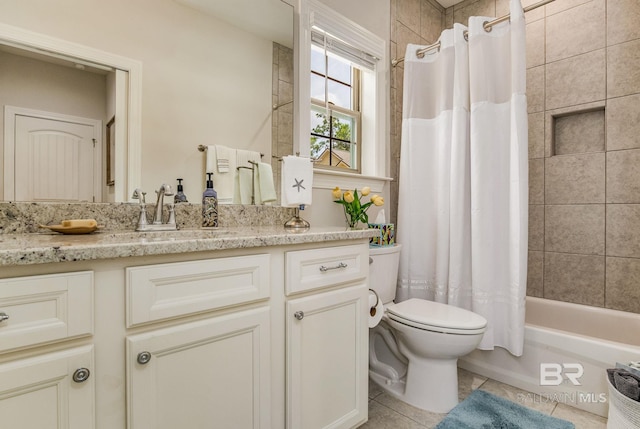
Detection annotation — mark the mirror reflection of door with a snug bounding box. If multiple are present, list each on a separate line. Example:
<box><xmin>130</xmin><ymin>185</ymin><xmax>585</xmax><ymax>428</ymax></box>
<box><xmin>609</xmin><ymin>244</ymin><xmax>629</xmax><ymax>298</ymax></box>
<box><xmin>9</xmin><ymin>110</ymin><xmax>101</xmax><ymax>202</ymax></box>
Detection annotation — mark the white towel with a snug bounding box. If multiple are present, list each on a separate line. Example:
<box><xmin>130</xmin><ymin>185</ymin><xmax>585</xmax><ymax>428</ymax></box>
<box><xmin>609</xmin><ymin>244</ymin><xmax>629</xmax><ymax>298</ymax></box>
<box><xmin>256</xmin><ymin>162</ymin><xmax>277</xmax><ymax>204</ymax></box>
<box><xmin>206</xmin><ymin>145</ymin><xmax>236</xmax><ymax>203</ymax></box>
<box><xmin>233</xmin><ymin>149</ymin><xmax>262</xmax><ymax>204</ymax></box>
<box><xmin>281</xmin><ymin>155</ymin><xmax>313</xmax><ymax>207</ymax></box>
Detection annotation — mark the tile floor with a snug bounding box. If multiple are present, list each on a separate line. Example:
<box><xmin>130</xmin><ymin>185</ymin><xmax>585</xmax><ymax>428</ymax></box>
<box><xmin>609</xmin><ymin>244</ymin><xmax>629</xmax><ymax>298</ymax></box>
<box><xmin>360</xmin><ymin>368</ymin><xmax>608</xmax><ymax>428</ymax></box>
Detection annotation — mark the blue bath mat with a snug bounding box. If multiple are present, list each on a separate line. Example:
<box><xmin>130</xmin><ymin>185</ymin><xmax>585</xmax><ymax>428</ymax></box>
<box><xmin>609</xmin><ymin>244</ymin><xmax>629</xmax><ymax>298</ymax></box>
<box><xmin>435</xmin><ymin>389</ymin><xmax>575</xmax><ymax>429</ymax></box>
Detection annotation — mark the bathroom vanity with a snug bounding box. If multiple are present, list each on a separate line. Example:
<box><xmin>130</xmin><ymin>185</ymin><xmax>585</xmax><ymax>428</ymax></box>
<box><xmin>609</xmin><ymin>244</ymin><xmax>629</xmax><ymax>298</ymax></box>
<box><xmin>0</xmin><ymin>226</ymin><xmax>375</xmax><ymax>429</ymax></box>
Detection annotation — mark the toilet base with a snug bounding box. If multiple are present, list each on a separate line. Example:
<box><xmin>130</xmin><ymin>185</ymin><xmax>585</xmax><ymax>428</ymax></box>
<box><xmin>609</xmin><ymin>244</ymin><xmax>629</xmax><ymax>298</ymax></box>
<box><xmin>369</xmin><ymin>357</ymin><xmax>460</xmax><ymax>414</ymax></box>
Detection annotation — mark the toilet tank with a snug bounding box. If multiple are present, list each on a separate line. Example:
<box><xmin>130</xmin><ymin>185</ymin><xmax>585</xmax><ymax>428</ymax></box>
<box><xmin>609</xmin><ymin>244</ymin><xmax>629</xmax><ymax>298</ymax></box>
<box><xmin>369</xmin><ymin>244</ymin><xmax>402</xmax><ymax>304</ymax></box>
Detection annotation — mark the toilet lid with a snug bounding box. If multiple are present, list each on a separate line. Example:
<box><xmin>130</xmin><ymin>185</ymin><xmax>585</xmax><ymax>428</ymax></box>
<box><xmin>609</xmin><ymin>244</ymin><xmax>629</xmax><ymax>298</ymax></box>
<box><xmin>387</xmin><ymin>298</ymin><xmax>487</xmax><ymax>332</ymax></box>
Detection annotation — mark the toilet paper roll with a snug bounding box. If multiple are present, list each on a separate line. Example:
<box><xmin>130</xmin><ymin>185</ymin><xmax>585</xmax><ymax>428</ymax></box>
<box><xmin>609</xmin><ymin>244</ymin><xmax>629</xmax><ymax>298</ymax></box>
<box><xmin>368</xmin><ymin>290</ymin><xmax>384</xmax><ymax>328</ymax></box>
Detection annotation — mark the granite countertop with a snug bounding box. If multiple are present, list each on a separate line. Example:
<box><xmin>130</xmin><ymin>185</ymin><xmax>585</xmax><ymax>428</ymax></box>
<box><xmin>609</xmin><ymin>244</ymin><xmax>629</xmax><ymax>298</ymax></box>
<box><xmin>0</xmin><ymin>226</ymin><xmax>378</xmax><ymax>266</ymax></box>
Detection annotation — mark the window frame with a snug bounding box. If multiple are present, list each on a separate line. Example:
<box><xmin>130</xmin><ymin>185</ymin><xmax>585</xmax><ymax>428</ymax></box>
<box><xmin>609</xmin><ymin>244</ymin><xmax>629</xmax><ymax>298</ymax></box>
<box><xmin>296</xmin><ymin>0</ymin><xmax>390</xmax><ymax>192</ymax></box>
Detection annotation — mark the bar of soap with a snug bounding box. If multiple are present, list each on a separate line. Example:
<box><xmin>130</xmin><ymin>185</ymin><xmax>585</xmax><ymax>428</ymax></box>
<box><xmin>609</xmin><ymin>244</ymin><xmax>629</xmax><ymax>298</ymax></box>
<box><xmin>61</xmin><ymin>219</ymin><xmax>98</xmax><ymax>228</ymax></box>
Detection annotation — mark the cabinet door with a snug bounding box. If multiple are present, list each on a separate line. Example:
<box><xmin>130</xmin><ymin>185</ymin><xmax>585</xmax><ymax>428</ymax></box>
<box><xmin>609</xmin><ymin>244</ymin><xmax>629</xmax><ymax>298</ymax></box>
<box><xmin>287</xmin><ymin>284</ymin><xmax>368</xmax><ymax>429</ymax></box>
<box><xmin>127</xmin><ymin>307</ymin><xmax>271</xmax><ymax>429</ymax></box>
<box><xmin>0</xmin><ymin>345</ymin><xmax>95</xmax><ymax>428</ymax></box>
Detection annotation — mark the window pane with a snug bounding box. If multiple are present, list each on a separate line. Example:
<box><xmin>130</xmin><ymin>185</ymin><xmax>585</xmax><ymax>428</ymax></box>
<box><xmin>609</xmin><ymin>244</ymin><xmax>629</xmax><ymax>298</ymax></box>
<box><xmin>327</xmin><ymin>55</ymin><xmax>351</xmax><ymax>85</ymax></box>
<box><xmin>327</xmin><ymin>80</ymin><xmax>351</xmax><ymax>109</ymax></box>
<box><xmin>331</xmin><ymin>140</ymin><xmax>355</xmax><ymax>169</ymax></box>
<box><xmin>310</xmin><ymin>74</ymin><xmax>326</xmax><ymax>102</ymax></box>
<box><xmin>310</xmin><ymin>47</ymin><xmax>326</xmax><ymax>74</ymax></box>
<box><xmin>331</xmin><ymin>110</ymin><xmax>356</xmax><ymax>141</ymax></box>
<box><xmin>310</xmin><ymin>137</ymin><xmax>329</xmax><ymax>161</ymax></box>
<box><xmin>310</xmin><ymin>105</ymin><xmax>329</xmax><ymax>137</ymax></box>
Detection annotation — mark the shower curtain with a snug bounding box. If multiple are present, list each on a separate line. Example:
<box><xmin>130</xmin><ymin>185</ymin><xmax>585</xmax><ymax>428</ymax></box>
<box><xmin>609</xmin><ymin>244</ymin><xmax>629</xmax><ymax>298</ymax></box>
<box><xmin>396</xmin><ymin>0</ymin><xmax>528</xmax><ymax>356</ymax></box>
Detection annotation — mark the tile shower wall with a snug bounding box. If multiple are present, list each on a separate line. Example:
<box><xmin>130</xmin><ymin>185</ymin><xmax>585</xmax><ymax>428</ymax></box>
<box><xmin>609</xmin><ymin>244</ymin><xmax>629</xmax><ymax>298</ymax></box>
<box><xmin>272</xmin><ymin>42</ymin><xmax>294</xmax><ymax>205</ymax></box>
<box><xmin>391</xmin><ymin>0</ymin><xmax>640</xmax><ymax>314</ymax></box>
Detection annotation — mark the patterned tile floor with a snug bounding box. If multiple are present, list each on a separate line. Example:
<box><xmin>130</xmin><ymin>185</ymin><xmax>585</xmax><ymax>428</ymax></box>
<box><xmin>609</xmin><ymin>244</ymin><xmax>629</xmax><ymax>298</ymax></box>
<box><xmin>360</xmin><ymin>368</ymin><xmax>608</xmax><ymax>428</ymax></box>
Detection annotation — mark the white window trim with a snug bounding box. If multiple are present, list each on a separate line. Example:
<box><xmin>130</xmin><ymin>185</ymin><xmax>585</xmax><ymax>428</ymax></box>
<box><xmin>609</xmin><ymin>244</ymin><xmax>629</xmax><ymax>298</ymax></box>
<box><xmin>296</xmin><ymin>0</ymin><xmax>390</xmax><ymax>188</ymax></box>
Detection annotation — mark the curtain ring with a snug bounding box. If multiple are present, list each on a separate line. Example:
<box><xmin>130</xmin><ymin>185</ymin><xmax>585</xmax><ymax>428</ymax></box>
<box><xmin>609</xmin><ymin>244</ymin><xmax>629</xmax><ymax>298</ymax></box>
<box><xmin>483</xmin><ymin>20</ymin><xmax>492</xmax><ymax>33</ymax></box>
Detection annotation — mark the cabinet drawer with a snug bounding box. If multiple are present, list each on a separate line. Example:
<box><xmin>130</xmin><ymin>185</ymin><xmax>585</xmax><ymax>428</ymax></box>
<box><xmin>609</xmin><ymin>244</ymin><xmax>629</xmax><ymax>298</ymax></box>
<box><xmin>0</xmin><ymin>271</ymin><xmax>94</xmax><ymax>353</ymax></box>
<box><xmin>285</xmin><ymin>244</ymin><xmax>368</xmax><ymax>295</ymax></box>
<box><xmin>126</xmin><ymin>254</ymin><xmax>270</xmax><ymax>327</ymax></box>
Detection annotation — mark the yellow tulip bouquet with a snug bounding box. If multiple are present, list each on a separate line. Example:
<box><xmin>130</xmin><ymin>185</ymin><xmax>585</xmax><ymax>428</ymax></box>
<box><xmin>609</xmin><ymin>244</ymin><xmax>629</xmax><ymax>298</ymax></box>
<box><xmin>332</xmin><ymin>186</ymin><xmax>384</xmax><ymax>229</ymax></box>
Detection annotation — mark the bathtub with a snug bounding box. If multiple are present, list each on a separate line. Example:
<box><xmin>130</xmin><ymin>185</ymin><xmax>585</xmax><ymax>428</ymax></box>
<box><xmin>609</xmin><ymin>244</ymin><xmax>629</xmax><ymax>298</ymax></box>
<box><xmin>459</xmin><ymin>296</ymin><xmax>640</xmax><ymax>417</ymax></box>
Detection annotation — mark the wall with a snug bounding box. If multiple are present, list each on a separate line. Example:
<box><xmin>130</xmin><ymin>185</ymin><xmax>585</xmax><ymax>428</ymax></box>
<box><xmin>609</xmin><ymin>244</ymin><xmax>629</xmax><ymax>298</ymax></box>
<box><xmin>393</xmin><ymin>0</ymin><xmax>640</xmax><ymax>314</ymax></box>
<box><xmin>0</xmin><ymin>0</ymin><xmax>274</xmax><ymax>199</ymax></box>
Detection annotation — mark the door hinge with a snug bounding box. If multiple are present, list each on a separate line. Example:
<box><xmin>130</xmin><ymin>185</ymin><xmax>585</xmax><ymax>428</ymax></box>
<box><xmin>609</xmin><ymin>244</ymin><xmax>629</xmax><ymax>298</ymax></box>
<box><xmin>92</xmin><ymin>138</ymin><xmax>96</xmax><ymax>148</ymax></box>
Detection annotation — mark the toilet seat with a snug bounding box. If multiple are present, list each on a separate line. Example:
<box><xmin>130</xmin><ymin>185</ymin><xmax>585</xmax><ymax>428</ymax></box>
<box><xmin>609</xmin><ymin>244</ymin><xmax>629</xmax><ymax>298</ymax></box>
<box><xmin>386</xmin><ymin>298</ymin><xmax>487</xmax><ymax>335</ymax></box>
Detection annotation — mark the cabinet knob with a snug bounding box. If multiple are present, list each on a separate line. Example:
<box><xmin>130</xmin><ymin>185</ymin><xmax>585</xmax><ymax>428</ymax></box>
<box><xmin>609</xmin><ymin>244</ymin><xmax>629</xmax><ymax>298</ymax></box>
<box><xmin>0</xmin><ymin>312</ymin><xmax>8</xmax><ymax>323</ymax></box>
<box><xmin>72</xmin><ymin>368</ymin><xmax>91</xmax><ymax>383</ymax></box>
<box><xmin>137</xmin><ymin>351</ymin><xmax>152</xmax><ymax>365</ymax></box>
<box><xmin>294</xmin><ymin>311</ymin><xmax>304</xmax><ymax>320</ymax></box>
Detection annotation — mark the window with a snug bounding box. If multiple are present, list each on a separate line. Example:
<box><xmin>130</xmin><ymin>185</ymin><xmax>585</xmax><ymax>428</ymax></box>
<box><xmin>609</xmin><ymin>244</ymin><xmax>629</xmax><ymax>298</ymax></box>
<box><xmin>298</xmin><ymin>0</ymin><xmax>389</xmax><ymax>191</ymax></box>
<box><xmin>310</xmin><ymin>42</ymin><xmax>361</xmax><ymax>172</ymax></box>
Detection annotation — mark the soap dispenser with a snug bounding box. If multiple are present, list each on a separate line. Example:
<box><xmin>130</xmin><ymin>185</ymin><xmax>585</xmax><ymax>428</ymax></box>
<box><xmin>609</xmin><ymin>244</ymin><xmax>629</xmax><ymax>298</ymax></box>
<box><xmin>174</xmin><ymin>178</ymin><xmax>188</xmax><ymax>203</ymax></box>
<box><xmin>202</xmin><ymin>172</ymin><xmax>218</xmax><ymax>227</ymax></box>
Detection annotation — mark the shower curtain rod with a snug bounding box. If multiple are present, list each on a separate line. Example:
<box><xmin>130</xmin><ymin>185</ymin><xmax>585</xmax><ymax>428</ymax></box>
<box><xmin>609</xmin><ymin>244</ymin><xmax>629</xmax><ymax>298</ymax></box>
<box><xmin>391</xmin><ymin>0</ymin><xmax>555</xmax><ymax>67</ymax></box>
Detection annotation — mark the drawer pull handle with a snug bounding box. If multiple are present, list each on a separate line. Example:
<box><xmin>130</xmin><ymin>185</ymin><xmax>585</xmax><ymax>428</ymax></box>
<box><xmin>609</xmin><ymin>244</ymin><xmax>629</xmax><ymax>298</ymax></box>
<box><xmin>72</xmin><ymin>368</ymin><xmax>90</xmax><ymax>383</ymax></box>
<box><xmin>319</xmin><ymin>262</ymin><xmax>347</xmax><ymax>272</ymax></box>
<box><xmin>137</xmin><ymin>351</ymin><xmax>152</xmax><ymax>365</ymax></box>
<box><xmin>294</xmin><ymin>311</ymin><xmax>304</xmax><ymax>320</ymax></box>
<box><xmin>0</xmin><ymin>312</ymin><xmax>8</xmax><ymax>323</ymax></box>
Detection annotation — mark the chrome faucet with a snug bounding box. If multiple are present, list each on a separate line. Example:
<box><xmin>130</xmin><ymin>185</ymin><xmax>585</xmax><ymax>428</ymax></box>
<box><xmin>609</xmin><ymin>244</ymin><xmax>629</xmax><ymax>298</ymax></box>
<box><xmin>153</xmin><ymin>184</ymin><xmax>173</xmax><ymax>225</ymax></box>
<box><xmin>133</xmin><ymin>184</ymin><xmax>177</xmax><ymax>231</ymax></box>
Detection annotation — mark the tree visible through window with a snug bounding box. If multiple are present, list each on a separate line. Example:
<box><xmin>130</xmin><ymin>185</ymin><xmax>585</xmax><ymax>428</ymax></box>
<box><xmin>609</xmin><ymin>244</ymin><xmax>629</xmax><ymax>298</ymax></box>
<box><xmin>310</xmin><ymin>44</ymin><xmax>361</xmax><ymax>172</ymax></box>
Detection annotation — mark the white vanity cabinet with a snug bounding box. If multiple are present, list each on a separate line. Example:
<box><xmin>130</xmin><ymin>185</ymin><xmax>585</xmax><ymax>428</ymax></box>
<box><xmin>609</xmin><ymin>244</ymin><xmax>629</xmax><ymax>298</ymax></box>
<box><xmin>0</xmin><ymin>234</ymin><xmax>372</xmax><ymax>429</ymax></box>
<box><xmin>285</xmin><ymin>244</ymin><xmax>370</xmax><ymax>429</ymax></box>
<box><xmin>0</xmin><ymin>272</ymin><xmax>95</xmax><ymax>428</ymax></box>
<box><xmin>124</xmin><ymin>255</ymin><xmax>272</xmax><ymax>429</ymax></box>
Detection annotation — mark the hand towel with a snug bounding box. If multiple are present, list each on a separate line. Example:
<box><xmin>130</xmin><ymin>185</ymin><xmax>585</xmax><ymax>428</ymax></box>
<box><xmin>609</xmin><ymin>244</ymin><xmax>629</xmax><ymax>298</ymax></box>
<box><xmin>205</xmin><ymin>145</ymin><xmax>236</xmax><ymax>203</ymax></box>
<box><xmin>233</xmin><ymin>149</ymin><xmax>262</xmax><ymax>204</ymax></box>
<box><xmin>256</xmin><ymin>162</ymin><xmax>277</xmax><ymax>204</ymax></box>
<box><xmin>281</xmin><ymin>155</ymin><xmax>313</xmax><ymax>207</ymax></box>
<box><xmin>607</xmin><ymin>368</ymin><xmax>640</xmax><ymax>401</ymax></box>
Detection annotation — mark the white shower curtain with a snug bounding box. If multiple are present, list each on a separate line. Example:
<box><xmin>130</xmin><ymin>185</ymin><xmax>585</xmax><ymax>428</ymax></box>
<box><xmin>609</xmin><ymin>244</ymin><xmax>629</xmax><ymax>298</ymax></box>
<box><xmin>396</xmin><ymin>0</ymin><xmax>528</xmax><ymax>356</ymax></box>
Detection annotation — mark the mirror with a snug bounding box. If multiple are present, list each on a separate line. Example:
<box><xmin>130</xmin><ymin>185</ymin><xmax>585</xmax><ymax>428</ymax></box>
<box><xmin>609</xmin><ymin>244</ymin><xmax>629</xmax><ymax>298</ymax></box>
<box><xmin>0</xmin><ymin>0</ymin><xmax>294</xmax><ymax>204</ymax></box>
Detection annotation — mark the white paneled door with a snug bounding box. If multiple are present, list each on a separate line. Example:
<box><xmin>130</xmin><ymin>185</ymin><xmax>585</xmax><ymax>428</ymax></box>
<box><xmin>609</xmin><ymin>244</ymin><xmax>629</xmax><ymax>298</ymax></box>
<box><xmin>6</xmin><ymin>108</ymin><xmax>101</xmax><ymax>202</ymax></box>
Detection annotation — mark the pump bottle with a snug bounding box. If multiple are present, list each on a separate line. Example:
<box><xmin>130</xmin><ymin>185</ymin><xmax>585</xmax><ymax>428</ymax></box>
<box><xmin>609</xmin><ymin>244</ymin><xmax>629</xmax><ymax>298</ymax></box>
<box><xmin>202</xmin><ymin>173</ymin><xmax>218</xmax><ymax>227</ymax></box>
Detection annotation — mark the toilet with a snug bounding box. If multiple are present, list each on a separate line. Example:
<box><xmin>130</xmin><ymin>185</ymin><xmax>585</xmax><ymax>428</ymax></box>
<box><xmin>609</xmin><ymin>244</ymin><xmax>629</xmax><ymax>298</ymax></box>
<box><xmin>368</xmin><ymin>244</ymin><xmax>487</xmax><ymax>413</ymax></box>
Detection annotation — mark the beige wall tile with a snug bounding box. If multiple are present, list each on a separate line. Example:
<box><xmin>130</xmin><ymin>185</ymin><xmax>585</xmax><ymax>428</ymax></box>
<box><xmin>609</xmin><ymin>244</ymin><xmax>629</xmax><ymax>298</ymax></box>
<box><xmin>420</xmin><ymin>1</ymin><xmax>444</xmax><ymax>44</ymax></box>
<box><xmin>545</xmin><ymin>0</ymin><xmax>591</xmax><ymax>15</ymax></box>
<box><xmin>522</xmin><ymin>0</ymin><xmax>546</xmax><ymax>22</ymax></box>
<box><xmin>607</xmin><ymin>149</ymin><xmax>640</xmax><ymax>203</ymax></box>
<box><xmin>554</xmin><ymin>110</ymin><xmax>605</xmax><ymax>155</ymax></box>
<box><xmin>545</xmin><ymin>0</ymin><xmax>604</xmax><ymax>63</ymax></box>
<box><xmin>529</xmin><ymin>204</ymin><xmax>544</xmax><ymax>250</ymax></box>
<box><xmin>607</xmin><ymin>0</ymin><xmax>640</xmax><ymax>46</ymax></box>
<box><xmin>606</xmin><ymin>204</ymin><xmax>640</xmax><ymax>258</ymax></box>
<box><xmin>445</xmin><ymin>9</ymin><xmax>453</xmax><ymax>29</ymax></box>
<box><xmin>607</xmin><ymin>93</ymin><xmax>640</xmax><ymax>151</ymax></box>
<box><xmin>397</xmin><ymin>0</ymin><xmax>421</xmax><ymax>35</ymax></box>
<box><xmin>545</xmin><ymin>205</ymin><xmax>605</xmax><ymax>255</ymax></box>
<box><xmin>526</xmin><ymin>19</ymin><xmax>545</xmax><ymax>69</ymax></box>
<box><xmin>527</xmin><ymin>251</ymin><xmax>544</xmax><ymax>298</ymax></box>
<box><xmin>546</xmin><ymin>49</ymin><xmax>606</xmax><ymax>110</ymax></box>
<box><xmin>527</xmin><ymin>66</ymin><xmax>545</xmax><ymax>113</ymax></box>
<box><xmin>606</xmin><ymin>257</ymin><xmax>640</xmax><ymax>313</ymax></box>
<box><xmin>545</xmin><ymin>153</ymin><xmax>605</xmax><ymax>204</ymax></box>
<box><xmin>395</xmin><ymin>23</ymin><xmax>423</xmax><ymax>66</ymax></box>
<box><xmin>495</xmin><ymin>0</ymin><xmax>509</xmax><ymax>16</ymax></box>
<box><xmin>529</xmin><ymin>112</ymin><xmax>544</xmax><ymax>158</ymax></box>
<box><xmin>608</xmin><ymin>39</ymin><xmax>640</xmax><ymax>99</ymax></box>
<box><xmin>544</xmin><ymin>252</ymin><xmax>605</xmax><ymax>307</ymax></box>
<box><xmin>529</xmin><ymin>158</ymin><xmax>544</xmax><ymax>204</ymax></box>
<box><xmin>453</xmin><ymin>0</ymin><xmax>494</xmax><ymax>26</ymax></box>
